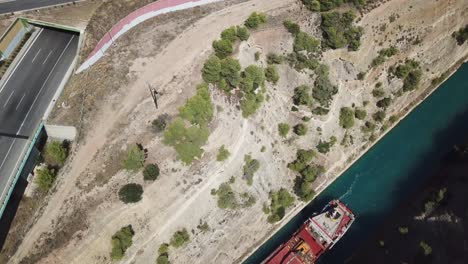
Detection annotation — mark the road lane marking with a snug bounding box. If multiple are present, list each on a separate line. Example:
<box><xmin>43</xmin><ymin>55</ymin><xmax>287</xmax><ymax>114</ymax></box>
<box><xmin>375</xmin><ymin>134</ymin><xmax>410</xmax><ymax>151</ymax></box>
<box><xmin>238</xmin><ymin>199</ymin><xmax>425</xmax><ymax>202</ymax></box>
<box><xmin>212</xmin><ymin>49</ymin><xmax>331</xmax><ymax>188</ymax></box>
<box><xmin>0</xmin><ymin>138</ymin><xmax>16</xmax><ymax>175</ymax></box>
<box><xmin>0</xmin><ymin>28</ymin><xmax>43</xmax><ymax>95</ymax></box>
<box><xmin>42</xmin><ymin>50</ymin><xmax>52</xmax><ymax>65</ymax></box>
<box><xmin>3</xmin><ymin>90</ymin><xmax>14</xmax><ymax>108</ymax></box>
<box><xmin>15</xmin><ymin>93</ymin><xmax>25</xmax><ymax>110</ymax></box>
<box><xmin>31</xmin><ymin>48</ymin><xmax>41</xmax><ymax>63</ymax></box>
<box><xmin>18</xmin><ymin>35</ymin><xmax>75</xmax><ymax>134</ymax></box>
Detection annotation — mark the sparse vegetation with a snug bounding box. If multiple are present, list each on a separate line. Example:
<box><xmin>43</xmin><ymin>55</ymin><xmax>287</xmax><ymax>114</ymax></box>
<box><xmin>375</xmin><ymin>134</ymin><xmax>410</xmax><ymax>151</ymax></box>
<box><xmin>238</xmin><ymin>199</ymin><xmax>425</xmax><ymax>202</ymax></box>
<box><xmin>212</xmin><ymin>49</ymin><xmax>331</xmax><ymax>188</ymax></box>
<box><xmin>123</xmin><ymin>144</ymin><xmax>145</xmax><ymax>172</ymax></box>
<box><xmin>170</xmin><ymin>228</ymin><xmax>190</xmax><ymax>248</ymax></box>
<box><xmin>152</xmin><ymin>114</ymin><xmax>169</xmax><ymax>133</ymax></box>
<box><xmin>216</xmin><ymin>145</ymin><xmax>230</xmax><ymax>161</ymax></box>
<box><xmin>110</xmin><ymin>225</ymin><xmax>135</xmax><ymax>260</ymax></box>
<box><xmin>118</xmin><ymin>183</ymin><xmax>143</xmax><ymax>203</ymax></box>
<box><xmin>303</xmin><ymin>0</ymin><xmax>367</xmax><ymax>12</ymax></box>
<box><xmin>373</xmin><ymin>110</ymin><xmax>386</xmax><ymax>122</ymax></box>
<box><xmin>266</xmin><ymin>188</ymin><xmax>295</xmax><ymax>223</ymax></box>
<box><xmin>35</xmin><ymin>167</ymin><xmax>56</xmax><ymax>192</ymax></box>
<box><xmin>339</xmin><ymin>107</ymin><xmax>355</xmax><ymax>129</ymax></box>
<box><xmin>278</xmin><ymin>123</ymin><xmax>290</xmax><ymax>138</ymax></box>
<box><xmin>293</xmin><ymin>32</ymin><xmax>320</xmax><ymax>53</ymax></box>
<box><xmin>143</xmin><ymin>164</ymin><xmax>160</xmax><ymax>181</ymax></box>
<box><xmin>371</xmin><ymin>46</ymin><xmax>398</xmax><ymax>67</ymax></box>
<box><xmin>243</xmin><ymin>155</ymin><xmax>260</xmax><ymax>185</ymax></box>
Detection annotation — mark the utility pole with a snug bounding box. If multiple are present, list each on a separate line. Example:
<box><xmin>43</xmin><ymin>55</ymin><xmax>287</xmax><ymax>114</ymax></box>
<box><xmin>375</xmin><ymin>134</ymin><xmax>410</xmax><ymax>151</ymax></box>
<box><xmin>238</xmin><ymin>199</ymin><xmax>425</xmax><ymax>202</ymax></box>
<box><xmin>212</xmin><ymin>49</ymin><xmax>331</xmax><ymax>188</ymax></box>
<box><xmin>147</xmin><ymin>82</ymin><xmax>159</xmax><ymax>109</ymax></box>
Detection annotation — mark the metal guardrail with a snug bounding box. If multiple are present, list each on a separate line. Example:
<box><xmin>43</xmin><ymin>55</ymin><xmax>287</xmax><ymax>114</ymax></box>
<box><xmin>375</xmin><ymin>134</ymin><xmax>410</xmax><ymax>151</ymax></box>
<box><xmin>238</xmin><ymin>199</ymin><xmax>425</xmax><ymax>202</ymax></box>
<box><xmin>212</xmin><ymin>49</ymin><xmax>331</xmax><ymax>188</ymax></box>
<box><xmin>0</xmin><ymin>121</ymin><xmax>44</xmax><ymax>219</ymax></box>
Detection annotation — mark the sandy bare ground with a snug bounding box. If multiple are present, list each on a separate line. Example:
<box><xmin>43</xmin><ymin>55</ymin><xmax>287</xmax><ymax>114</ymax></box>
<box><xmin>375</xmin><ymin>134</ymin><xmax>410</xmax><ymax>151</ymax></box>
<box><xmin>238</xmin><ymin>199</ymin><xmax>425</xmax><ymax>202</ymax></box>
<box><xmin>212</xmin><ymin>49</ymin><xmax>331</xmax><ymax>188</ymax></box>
<box><xmin>6</xmin><ymin>0</ymin><xmax>468</xmax><ymax>263</ymax></box>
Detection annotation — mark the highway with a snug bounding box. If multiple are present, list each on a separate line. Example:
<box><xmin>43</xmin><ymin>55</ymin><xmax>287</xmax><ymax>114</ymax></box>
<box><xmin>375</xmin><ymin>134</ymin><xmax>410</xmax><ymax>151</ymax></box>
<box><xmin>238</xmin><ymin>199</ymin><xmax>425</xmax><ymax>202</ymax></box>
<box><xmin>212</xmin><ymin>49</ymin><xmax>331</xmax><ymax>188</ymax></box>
<box><xmin>0</xmin><ymin>27</ymin><xmax>78</xmax><ymax>212</ymax></box>
<box><xmin>0</xmin><ymin>0</ymin><xmax>80</xmax><ymax>14</ymax></box>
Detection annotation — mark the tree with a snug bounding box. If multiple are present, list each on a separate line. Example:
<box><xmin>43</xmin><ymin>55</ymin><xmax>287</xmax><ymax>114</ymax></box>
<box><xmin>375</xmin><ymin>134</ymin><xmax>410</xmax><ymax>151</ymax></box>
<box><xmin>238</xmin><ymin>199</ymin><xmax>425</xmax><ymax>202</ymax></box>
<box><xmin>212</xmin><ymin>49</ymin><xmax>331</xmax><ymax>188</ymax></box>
<box><xmin>376</xmin><ymin>97</ymin><xmax>392</xmax><ymax>109</ymax></box>
<box><xmin>123</xmin><ymin>145</ymin><xmax>145</xmax><ymax>172</ymax></box>
<box><xmin>265</xmin><ymin>65</ymin><xmax>279</xmax><ymax>84</ymax></box>
<box><xmin>110</xmin><ymin>225</ymin><xmax>135</xmax><ymax>260</ymax></box>
<box><xmin>170</xmin><ymin>228</ymin><xmax>190</xmax><ymax>248</ymax></box>
<box><xmin>216</xmin><ymin>145</ymin><xmax>230</xmax><ymax>161</ymax></box>
<box><xmin>119</xmin><ymin>183</ymin><xmax>143</xmax><ymax>203</ymax></box>
<box><xmin>45</xmin><ymin>141</ymin><xmax>67</xmax><ymax>166</ymax></box>
<box><xmin>220</xmin><ymin>26</ymin><xmax>237</xmax><ymax>43</ymax></box>
<box><xmin>158</xmin><ymin>243</ymin><xmax>169</xmax><ymax>255</ymax></box>
<box><xmin>316</xmin><ymin>136</ymin><xmax>337</xmax><ymax>154</ymax></box>
<box><xmin>267</xmin><ymin>53</ymin><xmax>283</xmax><ymax>64</ymax></box>
<box><xmin>220</xmin><ymin>57</ymin><xmax>241</xmax><ymax>90</ymax></box>
<box><xmin>212</xmin><ymin>39</ymin><xmax>233</xmax><ymax>58</ymax></box>
<box><xmin>293</xmin><ymin>123</ymin><xmax>308</xmax><ymax>136</ymax></box>
<box><xmin>35</xmin><ymin>167</ymin><xmax>56</xmax><ymax>191</ymax></box>
<box><xmin>278</xmin><ymin>123</ymin><xmax>290</xmax><ymax>138</ymax></box>
<box><xmin>283</xmin><ymin>20</ymin><xmax>300</xmax><ymax>35</ymax></box>
<box><xmin>266</xmin><ymin>188</ymin><xmax>294</xmax><ymax>223</ymax></box>
<box><xmin>372</xmin><ymin>88</ymin><xmax>385</xmax><ymax>98</ymax></box>
<box><xmin>236</xmin><ymin>26</ymin><xmax>250</xmax><ymax>41</ymax></box>
<box><xmin>215</xmin><ymin>182</ymin><xmax>238</xmax><ymax>209</ymax></box>
<box><xmin>288</xmin><ymin>149</ymin><xmax>316</xmax><ymax>172</ymax></box>
<box><xmin>243</xmin><ymin>154</ymin><xmax>260</xmax><ymax>185</ymax></box>
<box><xmin>402</xmin><ymin>69</ymin><xmax>422</xmax><ymax>91</ymax></box>
<box><xmin>452</xmin><ymin>24</ymin><xmax>468</xmax><ymax>45</ymax></box>
<box><xmin>301</xmin><ymin>165</ymin><xmax>324</xmax><ymax>182</ymax></box>
<box><xmin>202</xmin><ymin>55</ymin><xmax>221</xmax><ymax>83</ymax></box>
<box><xmin>373</xmin><ymin>110</ymin><xmax>386</xmax><ymax>122</ymax></box>
<box><xmin>244</xmin><ymin>12</ymin><xmax>267</xmax><ymax>29</ymax></box>
<box><xmin>313</xmin><ymin>65</ymin><xmax>338</xmax><ymax>107</ymax></box>
<box><xmin>143</xmin><ymin>164</ymin><xmax>159</xmax><ymax>181</ymax></box>
<box><xmin>156</xmin><ymin>254</ymin><xmax>169</xmax><ymax>264</ymax></box>
<box><xmin>240</xmin><ymin>92</ymin><xmax>264</xmax><ymax>118</ymax></box>
<box><xmin>293</xmin><ymin>85</ymin><xmax>313</xmax><ymax>106</ymax></box>
<box><xmin>179</xmin><ymin>83</ymin><xmax>214</xmax><ymax>126</ymax></box>
<box><xmin>339</xmin><ymin>107</ymin><xmax>355</xmax><ymax>129</ymax></box>
<box><xmin>240</xmin><ymin>65</ymin><xmax>265</xmax><ymax>93</ymax></box>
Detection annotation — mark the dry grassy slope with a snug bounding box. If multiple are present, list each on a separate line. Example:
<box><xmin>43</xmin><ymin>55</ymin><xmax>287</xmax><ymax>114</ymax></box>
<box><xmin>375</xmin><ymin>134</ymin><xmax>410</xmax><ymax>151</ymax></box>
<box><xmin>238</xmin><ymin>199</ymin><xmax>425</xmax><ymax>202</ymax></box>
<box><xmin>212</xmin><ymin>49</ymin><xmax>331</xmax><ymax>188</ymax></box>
<box><xmin>7</xmin><ymin>0</ymin><xmax>468</xmax><ymax>264</ymax></box>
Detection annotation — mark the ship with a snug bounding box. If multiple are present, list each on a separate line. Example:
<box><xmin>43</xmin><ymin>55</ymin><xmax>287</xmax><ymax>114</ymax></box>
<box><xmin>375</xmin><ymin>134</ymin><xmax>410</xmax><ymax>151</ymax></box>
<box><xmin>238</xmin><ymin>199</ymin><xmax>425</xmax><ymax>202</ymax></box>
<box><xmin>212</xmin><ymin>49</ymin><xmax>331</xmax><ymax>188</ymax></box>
<box><xmin>262</xmin><ymin>200</ymin><xmax>355</xmax><ymax>264</ymax></box>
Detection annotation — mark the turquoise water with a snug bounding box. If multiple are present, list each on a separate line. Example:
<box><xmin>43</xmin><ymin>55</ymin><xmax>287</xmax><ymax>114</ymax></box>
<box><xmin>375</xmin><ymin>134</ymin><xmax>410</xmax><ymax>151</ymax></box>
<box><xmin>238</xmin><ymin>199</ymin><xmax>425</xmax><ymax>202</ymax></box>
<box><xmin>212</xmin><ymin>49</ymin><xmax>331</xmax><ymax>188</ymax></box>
<box><xmin>244</xmin><ymin>63</ymin><xmax>468</xmax><ymax>264</ymax></box>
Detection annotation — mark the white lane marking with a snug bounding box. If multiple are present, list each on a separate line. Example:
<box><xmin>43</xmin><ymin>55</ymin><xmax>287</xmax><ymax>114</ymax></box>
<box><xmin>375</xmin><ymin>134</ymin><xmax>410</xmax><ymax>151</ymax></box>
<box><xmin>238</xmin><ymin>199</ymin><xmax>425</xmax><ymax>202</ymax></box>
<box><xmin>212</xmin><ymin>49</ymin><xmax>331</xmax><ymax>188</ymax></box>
<box><xmin>0</xmin><ymin>28</ymin><xmax>43</xmax><ymax>95</ymax></box>
<box><xmin>0</xmin><ymin>138</ymin><xmax>16</xmax><ymax>176</ymax></box>
<box><xmin>3</xmin><ymin>90</ymin><xmax>14</xmax><ymax>108</ymax></box>
<box><xmin>17</xmin><ymin>35</ymin><xmax>75</xmax><ymax>134</ymax></box>
<box><xmin>42</xmin><ymin>50</ymin><xmax>52</xmax><ymax>65</ymax></box>
<box><xmin>15</xmin><ymin>93</ymin><xmax>25</xmax><ymax>110</ymax></box>
<box><xmin>31</xmin><ymin>48</ymin><xmax>41</xmax><ymax>63</ymax></box>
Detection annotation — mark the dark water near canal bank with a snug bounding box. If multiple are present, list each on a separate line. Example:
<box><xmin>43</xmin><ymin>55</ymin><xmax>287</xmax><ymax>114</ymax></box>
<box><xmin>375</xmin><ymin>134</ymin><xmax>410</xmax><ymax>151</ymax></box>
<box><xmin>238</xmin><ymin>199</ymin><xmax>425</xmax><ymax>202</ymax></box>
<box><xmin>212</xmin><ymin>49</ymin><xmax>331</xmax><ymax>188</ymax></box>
<box><xmin>244</xmin><ymin>63</ymin><xmax>468</xmax><ymax>264</ymax></box>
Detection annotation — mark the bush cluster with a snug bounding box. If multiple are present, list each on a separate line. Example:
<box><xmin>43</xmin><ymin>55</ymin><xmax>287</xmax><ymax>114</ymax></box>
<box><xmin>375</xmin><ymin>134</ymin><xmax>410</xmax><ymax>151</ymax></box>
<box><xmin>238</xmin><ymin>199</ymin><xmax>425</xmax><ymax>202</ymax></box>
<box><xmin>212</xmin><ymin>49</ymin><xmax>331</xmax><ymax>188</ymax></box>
<box><xmin>110</xmin><ymin>225</ymin><xmax>135</xmax><ymax>260</ymax></box>
<box><xmin>170</xmin><ymin>228</ymin><xmax>190</xmax><ymax>248</ymax></box>
<box><xmin>267</xmin><ymin>53</ymin><xmax>283</xmax><ymax>64</ymax></box>
<box><xmin>143</xmin><ymin>164</ymin><xmax>159</xmax><ymax>181</ymax></box>
<box><xmin>239</xmin><ymin>65</ymin><xmax>266</xmax><ymax>117</ymax></box>
<box><xmin>44</xmin><ymin>141</ymin><xmax>68</xmax><ymax>166</ymax></box>
<box><xmin>35</xmin><ymin>167</ymin><xmax>56</xmax><ymax>192</ymax></box>
<box><xmin>265</xmin><ymin>65</ymin><xmax>280</xmax><ymax>84</ymax></box>
<box><xmin>293</xmin><ymin>85</ymin><xmax>313</xmax><ymax>106</ymax></box>
<box><xmin>339</xmin><ymin>107</ymin><xmax>355</xmax><ymax>129</ymax></box>
<box><xmin>321</xmin><ymin>11</ymin><xmax>363</xmax><ymax>51</ymax></box>
<box><xmin>243</xmin><ymin>154</ymin><xmax>260</xmax><ymax>185</ymax></box>
<box><xmin>152</xmin><ymin>114</ymin><xmax>169</xmax><ymax>133</ymax></box>
<box><xmin>179</xmin><ymin>83</ymin><xmax>214</xmax><ymax>125</ymax></box>
<box><xmin>293</xmin><ymin>123</ymin><xmax>308</xmax><ymax>136</ymax></box>
<box><xmin>354</xmin><ymin>108</ymin><xmax>367</xmax><ymax>120</ymax></box>
<box><xmin>288</xmin><ymin>149</ymin><xmax>323</xmax><ymax>201</ymax></box>
<box><xmin>244</xmin><ymin>12</ymin><xmax>267</xmax><ymax>29</ymax></box>
<box><xmin>313</xmin><ymin>64</ymin><xmax>338</xmax><ymax>108</ymax></box>
<box><xmin>391</xmin><ymin>59</ymin><xmax>422</xmax><ymax>92</ymax></box>
<box><xmin>119</xmin><ymin>183</ymin><xmax>144</xmax><ymax>203</ymax></box>
<box><xmin>266</xmin><ymin>188</ymin><xmax>295</xmax><ymax>223</ymax></box>
<box><xmin>303</xmin><ymin>0</ymin><xmax>367</xmax><ymax>12</ymax></box>
<box><xmin>316</xmin><ymin>136</ymin><xmax>337</xmax><ymax>154</ymax></box>
<box><xmin>278</xmin><ymin>123</ymin><xmax>290</xmax><ymax>138</ymax></box>
<box><xmin>452</xmin><ymin>24</ymin><xmax>468</xmax><ymax>45</ymax></box>
<box><xmin>123</xmin><ymin>144</ymin><xmax>146</xmax><ymax>172</ymax></box>
<box><xmin>216</xmin><ymin>145</ymin><xmax>230</xmax><ymax>161</ymax></box>
<box><xmin>371</xmin><ymin>46</ymin><xmax>398</xmax><ymax>67</ymax></box>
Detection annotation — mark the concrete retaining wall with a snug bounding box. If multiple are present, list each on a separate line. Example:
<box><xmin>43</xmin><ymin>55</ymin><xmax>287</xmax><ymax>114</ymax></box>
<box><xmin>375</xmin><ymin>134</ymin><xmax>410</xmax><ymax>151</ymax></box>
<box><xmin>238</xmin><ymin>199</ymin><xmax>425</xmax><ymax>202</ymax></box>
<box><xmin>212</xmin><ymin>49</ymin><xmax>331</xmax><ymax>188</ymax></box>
<box><xmin>44</xmin><ymin>125</ymin><xmax>77</xmax><ymax>141</ymax></box>
<box><xmin>0</xmin><ymin>18</ymin><xmax>32</xmax><ymax>60</ymax></box>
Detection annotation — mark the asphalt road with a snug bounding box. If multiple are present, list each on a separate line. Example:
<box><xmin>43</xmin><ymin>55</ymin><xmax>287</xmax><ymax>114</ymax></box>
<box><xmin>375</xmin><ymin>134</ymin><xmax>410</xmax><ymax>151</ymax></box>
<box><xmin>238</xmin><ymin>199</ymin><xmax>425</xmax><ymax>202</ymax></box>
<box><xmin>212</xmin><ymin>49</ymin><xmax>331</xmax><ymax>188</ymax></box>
<box><xmin>0</xmin><ymin>0</ymin><xmax>80</xmax><ymax>14</ymax></box>
<box><xmin>0</xmin><ymin>27</ymin><xmax>78</xmax><ymax>209</ymax></box>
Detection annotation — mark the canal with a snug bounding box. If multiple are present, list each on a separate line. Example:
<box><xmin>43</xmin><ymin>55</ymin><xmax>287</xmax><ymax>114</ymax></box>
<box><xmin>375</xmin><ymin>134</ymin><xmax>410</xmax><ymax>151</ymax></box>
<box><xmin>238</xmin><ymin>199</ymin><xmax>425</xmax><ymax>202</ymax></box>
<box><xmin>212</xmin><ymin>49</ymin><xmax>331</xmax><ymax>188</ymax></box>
<box><xmin>244</xmin><ymin>63</ymin><xmax>468</xmax><ymax>264</ymax></box>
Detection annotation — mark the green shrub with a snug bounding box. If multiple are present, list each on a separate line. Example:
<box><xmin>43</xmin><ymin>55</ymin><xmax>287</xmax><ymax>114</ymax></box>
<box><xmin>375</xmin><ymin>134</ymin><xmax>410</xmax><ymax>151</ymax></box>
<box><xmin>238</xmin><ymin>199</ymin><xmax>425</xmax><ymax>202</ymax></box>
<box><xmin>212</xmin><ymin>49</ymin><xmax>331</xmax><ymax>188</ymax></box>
<box><xmin>419</xmin><ymin>241</ymin><xmax>432</xmax><ymax>256</ymax></box>
<box><xmin>278</xmin><ymin>123</ymin><xmax>290</xmax><ymax>138</ymax></box>
<box><xmin>293</xmin><ymin>85</ymin><xmax>313</xmax><ymax>106</ymax></box>
<box><xmin>301</xmin><ymin>164</ymin><xmax>324</xmax><ymax>182</ymax></box>
<box><xmin>240</xmin><ymin>65</ymin><xmax>265</xmax><ymax>93</ymax></box>
<box><xmin>119</xmin><ymin>183</ymin><xmax>143</xmax><ymax>203</ymax></box>
<box><xmin>312</xmin><ymin>106</ymin><xmax>329</xmax><ymax>115</ymax></box>
<box><xmin>254</xmin><ymin>51</ymin><xmax>260</xmax><ymax>61</ymax></box>
<box><xmin>221</xmin><ymin>26</ymin><xmax>237</xmax><ymax>43</ymax></box>
<box><xmin>288</xmin><ymin>149</ymin><xmax>316</xmax><ymax>172</ymax></box>
<box><xmin>158</xmin><ymin>243</ymin><xmax>169</xmax><ymax>255</ymax></box>
<box><xmin>303</xmin><ymin>0</ymin><xmax>321</xmax><ymax>11</ymax></box>
<box><xmin>293</xmin><ymin>32</ymin><xmax>320</xmax><ymax>53</ymax></box>
<box><xmin>163</xmin><ymin>118</ymin><xmax>209</xmax><ymax>165</ymax></box>
<box><xmin>267</xmin><ymin>53</ymin><xmax>283</xmax><ymax>64</ymax></box>
<box><xmin>143</xmin><ymin>164</ymin><xmax>159</xmax><ymax>181</ymax></box>
<box><xmin>45</xmin><ymin>141</ymin><xmax>68</xmax><ymax>166</ymax></box>
<box><xmin>372</xmin><ymin>88</ymin><xmax>385</xmax><ymax>98</ymax></box>
<box><xmin>321</xmin><ymin>11</ymin><xmax>363</xmax><ymax>51</ymax></box>
<box><xmin>373</xmin><ymin>110</ymin><xmax>386</xmax><ymax>122</ymax></box>
<box><xmin>179</xmin><ymin>83</ymin><xmax>213</xmax><ymax>125</ymax></box>
<box><xmin>35</xmin><ymin>167</ymin><xmax>56</xmax><ymax>191</ymax></box>
<box><xmin>212</xmin><ymin>39</ymin><xmax>233</xmax><ymax>58</ymax></box>
<box><xmin>293</xmin><ymin>123</ymin><xmax>308</xmax><ymax>136</ymax></box>
<box><xmin>243</xmin><ymin>155</ymin><xmax>260</xmax><ymax>185</ymax></box>
<box><xmin>286</xmin><ymin>52</ymin><xmax>319</xmax><ymax>71</ymax></box>
<box><xmin>316</xmin><ymin>136</ymin><xmax>337</xmax><ymax>154</ymax></box>
<box><xmin>294</xmin><ymin>177</ymin><xmax>316</xmax><ymax>201</ymax></box>
<box><xmin>156</xmin><ymin>254</ymin><xmax>169</xmax><ymax>264</ymax></box>
<box><xmin>216</xmin><ymin>145</ymin><xmax>230</xmax><ymax>161</ymax></box>
<box><xmin>357</xmin><ymin>71</ymin><xmax>366</xmax><ymax>80</ymax></box>
<box><xmin>339</xmin><ymin>107</ymin><xmax>355</xmax><ymax>129</ymax></box>
<box><xmin>376</xmin><ymin>97</ymin><xmax>392</xmax><ymax>109</ymax></box>
<box><xmin>215</xmin><ymin>183</ymin><xmax>238</xmax><ymax>209</ymax></box>
<box><xmin>283</xmin><ymin>20</ymin><xmax>300</xmax><ymax>35</ymax></box>
<box><xmin>123</xmin><ymin>145</ymin><xmax>145</xmax><ymax>172</ymax></box>
<box><xmin>244</xmin><ymin>12</ymin><xmax>267</xmax><ymax>29</ymax></box>
<box><xmin>170</xmin><ymin>228</ymin><xmax>190</xmax><ymax>248</ymax></box>
<box><xmin>202</xmin><ymin>55</ymin><xmax>221</xmax><ymax>84</ymax></box>
<box><xmin>361</xmin><ymin>121</ymin><xmax>376</xmax><ymax>133</ymax></box>
<box><xmin>313</xmin><ymin>64</ymin><xmax>338</xmax><ymax>107</ymax></box>
<box><xmin>266</xmin><ymin>188</ymin><xmax>294</xmax><ymax>223</ymax></box>
<box><xmin>398</xmin><ymin>226</ymin><xmax>409</xmax><ymax>234</ymax></box>
<box><xmin>110</xmin><ymin>225</ymin><xmax>135</xmax><ymax>260</ymax></box>
<box><xmin>265</xmin><ymin>65</ymin><xmax>279</xmax><ymax>84</ymax></box>
<box><xmin>240</xmin><ymin>92</ymin><xmax>264</xmax><ymax>118</ymax></box>
<box><xmin>152</xmin><ymin>114</ymin><xmax>169</xmax><ymax>133</ymax></box>
<box><xmin>236</xmin><ymin>26</ymin><xmax>250</xmax><ymax>41</ymax></box>
<box><xmin>452</xmin><ymin>24</ymin><xmax>468</xmax><ymax>45</ymax></box>
<box><xmin>402</xmin><ymin>69</ymin><xmax>422</xmax><ymax>91</ymax></box>
<box><xmin>354</xmin><ymin>108</ymin><xmax>367</xmax><ymax>120</ymax></box>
